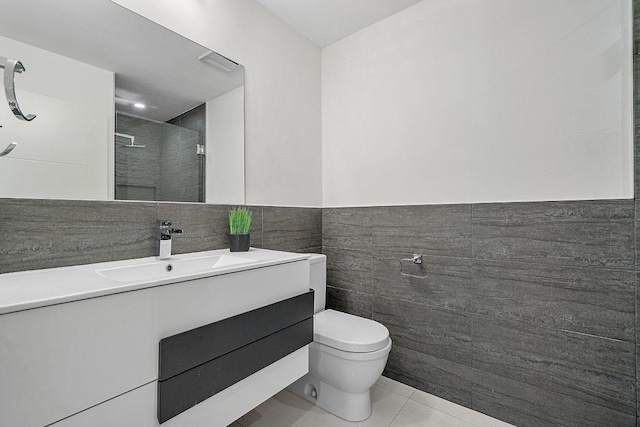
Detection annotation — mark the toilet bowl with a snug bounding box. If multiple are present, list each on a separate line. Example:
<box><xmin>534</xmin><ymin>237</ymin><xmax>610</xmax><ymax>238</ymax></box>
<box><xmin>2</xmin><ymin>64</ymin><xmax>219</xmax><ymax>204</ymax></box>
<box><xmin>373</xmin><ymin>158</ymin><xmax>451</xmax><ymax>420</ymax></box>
<box><xmin>288</xmin><ymin>254</ymin><xmax>392</xmax><ymax>422</ymax></box>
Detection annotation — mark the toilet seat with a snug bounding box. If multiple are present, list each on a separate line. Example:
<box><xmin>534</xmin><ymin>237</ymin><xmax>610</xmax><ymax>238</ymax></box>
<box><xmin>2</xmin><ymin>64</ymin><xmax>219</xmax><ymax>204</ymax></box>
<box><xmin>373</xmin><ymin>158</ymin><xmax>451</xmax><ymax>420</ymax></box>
<box><xmin>311</xmin><ymin>338</ymin><xmax>392</xmax><ymax>362</ymax></box>
<box><xmin>314</xmin><ymin>309</ymin><xmax>390</xmax><ymax>353</ymax></box>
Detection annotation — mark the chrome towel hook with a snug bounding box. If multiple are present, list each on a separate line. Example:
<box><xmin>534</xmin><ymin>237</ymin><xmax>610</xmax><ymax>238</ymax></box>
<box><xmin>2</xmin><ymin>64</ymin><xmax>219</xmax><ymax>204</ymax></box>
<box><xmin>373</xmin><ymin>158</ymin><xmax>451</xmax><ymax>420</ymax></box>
<box><xmin>2</xmin><ymin>57</ymin><xmax>36</xmax><ymax>121</ymax></box>
<box><xmin>0</xmin><ymin>142</ymin><xmax>17</xmax><ymax>157</ymax></box>
<box><xmin>400</xmin><ymin>254</ymin><xmax>429</xmax><ymax>279</ymax></box>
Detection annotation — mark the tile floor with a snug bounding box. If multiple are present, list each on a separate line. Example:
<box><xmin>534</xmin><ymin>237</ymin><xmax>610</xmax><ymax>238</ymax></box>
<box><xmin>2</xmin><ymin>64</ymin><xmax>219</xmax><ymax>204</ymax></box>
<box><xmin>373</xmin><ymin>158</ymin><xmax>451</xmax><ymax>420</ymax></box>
<box><xmin>230</xmin><ymin>377</ymin><xmax>514</xmax><ymax>427</ymax></box>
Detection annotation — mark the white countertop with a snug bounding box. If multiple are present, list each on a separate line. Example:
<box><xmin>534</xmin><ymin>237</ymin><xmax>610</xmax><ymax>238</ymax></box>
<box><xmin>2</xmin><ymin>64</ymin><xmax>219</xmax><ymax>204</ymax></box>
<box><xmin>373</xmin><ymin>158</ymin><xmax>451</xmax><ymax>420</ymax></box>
<box><xmin>0</xmin><ymin>248</ymin><xmax>309</xmax><ymax>315</ymax></box>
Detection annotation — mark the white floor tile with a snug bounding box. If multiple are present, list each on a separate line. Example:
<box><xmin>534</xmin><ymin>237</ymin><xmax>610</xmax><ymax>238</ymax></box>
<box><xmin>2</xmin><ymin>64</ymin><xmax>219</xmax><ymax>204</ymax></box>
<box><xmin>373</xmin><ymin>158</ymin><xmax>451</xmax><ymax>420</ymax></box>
<box><xmin>409</xmin><ymin>389</ymin><xmax>514</xmax><ymax>427</ymax></box>
<box><xmin>236</xmin><ymin>389</ymin><xmax>315</xmax><ymax>427</ymax></box>
<box><xmin>351</xmin><ymin>385</ymin><xmax>410</xmax><ymax>427</ymax></box>
<box><xmin>234</xmin><ymin>379</ymin><xmax>512</xmax><ymax>427</ymax></box>
<box><xmin>375</xmin><ymin>376</ymin><xmax>415</xmax><ymax>398</ymax></box>
<box><xmin>237</xmin><ymin>386</ymin><xmax>408</xmax><ymax>427</ymax></box>
<box><xmin>389</xmin><ymin>400</ymin><xmax>475</xmax><ymax>427</ymax></box>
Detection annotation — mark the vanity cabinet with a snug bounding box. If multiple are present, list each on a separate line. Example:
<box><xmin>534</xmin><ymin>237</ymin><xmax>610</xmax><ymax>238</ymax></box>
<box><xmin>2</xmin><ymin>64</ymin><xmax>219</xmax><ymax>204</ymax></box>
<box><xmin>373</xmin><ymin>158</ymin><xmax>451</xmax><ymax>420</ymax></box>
<box><xmin>0</xmin><ymin>254</ymin><xmax>310</xmax><ymax>427</ymax></box>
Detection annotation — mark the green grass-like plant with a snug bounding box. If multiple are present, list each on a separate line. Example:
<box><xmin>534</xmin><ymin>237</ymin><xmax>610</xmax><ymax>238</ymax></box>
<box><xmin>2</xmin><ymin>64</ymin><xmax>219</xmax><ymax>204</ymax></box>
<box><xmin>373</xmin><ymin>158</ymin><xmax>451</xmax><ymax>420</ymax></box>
<box><xmin>229</xmin><ymin>207</ymin><xmax>252</xmax><ymax>234</ymax></box>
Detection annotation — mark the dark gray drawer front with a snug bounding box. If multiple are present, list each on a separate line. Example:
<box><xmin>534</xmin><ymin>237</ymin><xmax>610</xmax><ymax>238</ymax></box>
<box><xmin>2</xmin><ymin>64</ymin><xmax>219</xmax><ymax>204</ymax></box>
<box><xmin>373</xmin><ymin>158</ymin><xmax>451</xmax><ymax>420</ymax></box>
<box><xmin>157</xmin><ymin>291</ymin><xmax>314</xmax><ymax>424</ymax></box>
<box><xmin>159</xmin><ymin>290</ymin><xmax>314</xmax><ymax>380</ymax></box>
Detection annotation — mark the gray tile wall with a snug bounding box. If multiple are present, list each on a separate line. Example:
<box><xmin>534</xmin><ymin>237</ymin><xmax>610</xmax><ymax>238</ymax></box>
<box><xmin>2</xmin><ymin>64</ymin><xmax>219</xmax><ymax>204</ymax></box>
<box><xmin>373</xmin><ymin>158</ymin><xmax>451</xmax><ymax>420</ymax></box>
<box><xmin>115</xmin><ymin>113</ymin><xmax>162</xmax><ymax>197</ymax></box>
<box><xmin>116</xmin><ymin>107</ymin><xmax>205</xmax><ymax>203</ymax></box>
<box><xmin>158</xmin><ymin>123</ymin><xmax>201</xmax><ymax>202</ymax></box>
<box><xmin>322</xmin><ymin>200</ymin><xmax>637</xmax><ymax>427</ymax></box>
<box><xmin>162</xmin><ymin>104</ymin><xmax>207</xmax><ymax>202</ymax></box>
<box><xmin>0</xmin><ymin>200</ymin><xmax>321</xmax><ymax>274</ymax></box>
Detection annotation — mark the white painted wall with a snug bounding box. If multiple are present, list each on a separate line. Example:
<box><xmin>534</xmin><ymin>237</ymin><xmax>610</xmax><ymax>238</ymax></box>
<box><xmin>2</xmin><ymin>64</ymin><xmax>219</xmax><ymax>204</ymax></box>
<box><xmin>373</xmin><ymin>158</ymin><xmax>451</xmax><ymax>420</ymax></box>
<box><xmin>322</xmin><ymin>0</ymin><xmax>633</xmax><ymax>206</ymax></box>
<box><xmin>111</xmin><ymin>0</ymin><xmax>322</xmax><ymax>207</ymax></box>
<box><xmin>0</xmin><ymin>35</ymin><xmax>114</xmax><ymax>200</ymax></box>
<box><xmin>207</xmin><ymin>86</ymin><xmax>245</xmax><ymax>205</ymax></box>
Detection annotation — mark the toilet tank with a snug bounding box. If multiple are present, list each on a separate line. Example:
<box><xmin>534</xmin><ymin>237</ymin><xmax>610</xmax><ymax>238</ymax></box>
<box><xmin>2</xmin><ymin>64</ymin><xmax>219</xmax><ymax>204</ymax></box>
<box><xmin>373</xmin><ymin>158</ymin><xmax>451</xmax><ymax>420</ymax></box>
<box><xmin>309</xmin><ymin>254</ymin><xmax>326</xmax><ymax>314</ymax></box>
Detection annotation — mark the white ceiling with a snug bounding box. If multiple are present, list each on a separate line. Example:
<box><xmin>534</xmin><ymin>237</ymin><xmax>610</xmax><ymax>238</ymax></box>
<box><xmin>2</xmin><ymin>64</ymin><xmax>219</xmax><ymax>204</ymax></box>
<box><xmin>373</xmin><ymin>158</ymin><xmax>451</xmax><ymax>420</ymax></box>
<box><xmin>254</xmin><ymin>0</ymin><xmax>425</xmax><ymax>47</ymax></box>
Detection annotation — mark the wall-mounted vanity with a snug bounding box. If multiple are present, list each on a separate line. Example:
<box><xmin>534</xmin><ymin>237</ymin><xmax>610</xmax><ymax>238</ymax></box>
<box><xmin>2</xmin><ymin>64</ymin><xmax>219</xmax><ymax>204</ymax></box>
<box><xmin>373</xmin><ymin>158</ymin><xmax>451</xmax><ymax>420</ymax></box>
<box><xmin>0</xmin><ymin>0</ymin><xmax>245</xmax><ymax>204</ymax></box>
<box><xmin>0</xmin><ymin>249</ymin><xmax>312</xmax><ymax>426</ymax></box>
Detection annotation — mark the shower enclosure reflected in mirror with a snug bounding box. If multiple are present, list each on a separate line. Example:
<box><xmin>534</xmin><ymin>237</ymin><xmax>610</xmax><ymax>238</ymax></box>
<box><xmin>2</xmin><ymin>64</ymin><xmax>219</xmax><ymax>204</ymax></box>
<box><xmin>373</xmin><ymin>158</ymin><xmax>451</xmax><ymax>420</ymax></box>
<box><xmin>0</xmin><ymin>0</ymin><xmax>245</xmax><ymax>204</ymax></box>
<box><xmin>115</xmin><ymin>109</ymin><xmax>205</xmax><ymax>203</ymax></box>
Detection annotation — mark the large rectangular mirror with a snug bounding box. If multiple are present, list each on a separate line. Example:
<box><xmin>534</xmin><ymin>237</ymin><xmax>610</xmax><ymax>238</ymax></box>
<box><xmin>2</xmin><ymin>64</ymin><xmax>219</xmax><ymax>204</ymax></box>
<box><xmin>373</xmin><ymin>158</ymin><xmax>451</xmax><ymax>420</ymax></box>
<box><xmin>0</xmin><ymin>0</ymin><xmax>245</xmax><ymax>204</ymax></box>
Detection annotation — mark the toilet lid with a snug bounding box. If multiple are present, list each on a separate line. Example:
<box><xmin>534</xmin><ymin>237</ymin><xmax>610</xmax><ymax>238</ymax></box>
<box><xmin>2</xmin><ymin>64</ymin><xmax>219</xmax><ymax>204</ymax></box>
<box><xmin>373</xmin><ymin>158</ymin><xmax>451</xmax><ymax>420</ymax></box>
<box><xmin>314</xmin><ymin>309</ymin><xmax>390</xmax><ymax>353</ymax></box>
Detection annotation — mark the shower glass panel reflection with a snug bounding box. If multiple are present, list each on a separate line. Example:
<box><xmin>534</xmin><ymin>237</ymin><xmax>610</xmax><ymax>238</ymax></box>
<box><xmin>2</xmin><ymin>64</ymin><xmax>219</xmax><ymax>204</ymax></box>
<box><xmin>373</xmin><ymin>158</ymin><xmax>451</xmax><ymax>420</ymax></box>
<box><xmin>115</xmin><ymin>107</ymin><xmax>205</xmax><ymax>202</ymax></box>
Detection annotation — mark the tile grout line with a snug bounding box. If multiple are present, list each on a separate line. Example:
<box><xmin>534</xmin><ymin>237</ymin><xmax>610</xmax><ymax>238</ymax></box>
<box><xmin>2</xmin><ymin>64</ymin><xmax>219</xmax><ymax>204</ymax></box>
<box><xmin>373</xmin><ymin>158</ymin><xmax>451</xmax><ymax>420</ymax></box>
<box><xmin>377</xmin><ymin>378</ymin><xmax>493</xmax><ymax>427</ymax></box>
<box><xmin>386</xmin><ymin>394</ymin><xmax>411</xmax><ymax>427</ymax></box>
<box><xmin>406</xmin><ymin>391</ymin><xmax>489</xmax><ymax>427</ymax></box>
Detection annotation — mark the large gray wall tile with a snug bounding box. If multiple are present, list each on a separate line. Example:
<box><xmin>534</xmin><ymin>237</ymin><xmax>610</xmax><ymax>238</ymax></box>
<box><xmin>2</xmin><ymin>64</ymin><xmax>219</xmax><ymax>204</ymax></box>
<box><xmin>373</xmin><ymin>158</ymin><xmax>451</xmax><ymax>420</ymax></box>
<box><xmin>115</xmin><ymin>114</ymin><xmax>162</xmax><ymax>194</ymax></box>
<box><xmin>322</xmin><ymin>207</ymin><xmax>372</xmax><ymax>249</ymax></box>
<box><xmin>636</xmin><ymin>80</ymin><xmax>640</xmax><ymax>198</ymax></box>
<box><xmin>473</xmin><ymin>200</ymin><xmax>635</xmax><ymax>270</ymax></box>
<box><xmin>167</xmin><ymin>103</ymin><xmax>206</xmax><ymax>134</ymax></box>
<box><xmin>471</xmin><ymin>259</ymin><xmax>635</xmax><ymax>341</ymax></box>
<box><xmin>373</xmin><ymin>251</ymin><xmax>472</xmax><ymax>312</ymax></box>
<box><xmin>324</xmin><ymin>246</ymin><xmax>373</xmax><ymax>294</ymax></box>
<box><xmin>303</xmin><ymin>246</ymin><xmax>323</xmax><ymax>254</ymax></box>
<box><xmin>373</xmin><ymin>297</ymin><xmax>472</xmax><ymax>365</ymax></box>
<box><xmin>637</xmin><ymin>271</ymin><xmax>640</xmax><ymax>385</ymax></box>
<box><xmin>0</xmin><ymin>199</ymin><xmax>158</xmax><ymax>273</ymax></box>
<box><xmin>262</xmin><ymin>207</ymin><xmax>321</xmax><ymax>252</ymax></box>
<box><xmin>157</xmin><ymin>203</ymin><xmax>233</xmax><ymax>254</ymax></box>
<box><xmin>638</xmin><ymin>272</ymin><xmax>640</xmax><ymax>386</ymax></box>
<box><xmin>158</xmin><ymin>104</ymin><xmax>206</xmax><ymax>202</ymax></box>
<box><xmin>245</xmin><ymin>206</ymin><xmax>264</xmax><ymax>249</ymax></box>
<box><xmin>384</xmin><ymin>345</ymin><xmax>473</xmax><ymax>408</ymax></box>
<box><xmin>636</xmin><ymin>199</ymin><xmax>640</xmax><ymax>270</ymax></box>
<box><xmin>158</xmin><ymin>124</ymin><xmax>201</xmax><ymax>202</ymax></box>
<box><xmin>371</xmin><ymin>204</ymin><xmax>472</xmax><ymax>258</ymax></box>
<box><xmin>473</xmin><ymin>316</ymin><xmax>636</xmax><ymax>414</ymax></box>
<box><xmin>472</xmin><ymin>369</ymin><xmax>636</xmax><ymax>427</ymax></box>
<box><xmin>325</xmin><ymin>286</ymin><xmax>372</xmax><ymax>318</ymax></box>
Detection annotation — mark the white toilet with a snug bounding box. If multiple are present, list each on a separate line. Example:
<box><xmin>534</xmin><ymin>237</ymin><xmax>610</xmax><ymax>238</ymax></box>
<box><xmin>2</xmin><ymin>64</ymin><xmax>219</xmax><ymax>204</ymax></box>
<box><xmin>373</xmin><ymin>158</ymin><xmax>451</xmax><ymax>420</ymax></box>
<box><xmin>288</xmin><ymin>254</ymin><xmax>392</xmax><ymax>422</ymax></box>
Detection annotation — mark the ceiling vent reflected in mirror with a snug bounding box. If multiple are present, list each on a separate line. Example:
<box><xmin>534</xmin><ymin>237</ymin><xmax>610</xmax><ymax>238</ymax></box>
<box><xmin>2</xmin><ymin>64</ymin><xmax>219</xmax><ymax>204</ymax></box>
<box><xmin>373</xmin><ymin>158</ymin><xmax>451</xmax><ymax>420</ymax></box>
<box><xmin>198</xmin><ymin>50</ymin><xmax>240</xmax><ymax>73</ymax></box>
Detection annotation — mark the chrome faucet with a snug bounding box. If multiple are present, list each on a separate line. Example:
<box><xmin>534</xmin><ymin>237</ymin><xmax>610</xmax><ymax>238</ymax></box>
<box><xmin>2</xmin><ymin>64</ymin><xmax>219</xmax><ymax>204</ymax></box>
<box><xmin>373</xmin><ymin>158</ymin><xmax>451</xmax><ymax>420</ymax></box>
<box><xmin>157</xmin><ymin>220</ymin><xmax>183</xmax><ymax>260</ymax></box>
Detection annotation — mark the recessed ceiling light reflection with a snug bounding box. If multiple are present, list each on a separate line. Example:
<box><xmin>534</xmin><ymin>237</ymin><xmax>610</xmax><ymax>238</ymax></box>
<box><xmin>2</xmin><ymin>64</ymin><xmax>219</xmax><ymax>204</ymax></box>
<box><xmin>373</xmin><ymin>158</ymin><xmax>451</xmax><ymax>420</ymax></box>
<box><xmin>133</xmin><ymin>103</ymin><xmax>146</xmax><ymax>109</ymax></box>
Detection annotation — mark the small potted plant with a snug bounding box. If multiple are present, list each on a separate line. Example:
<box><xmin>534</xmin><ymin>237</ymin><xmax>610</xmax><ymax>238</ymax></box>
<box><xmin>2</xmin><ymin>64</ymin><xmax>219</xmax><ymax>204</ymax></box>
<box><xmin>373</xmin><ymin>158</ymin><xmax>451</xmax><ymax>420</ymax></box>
<box><xmin>228</xmin><ymin>206</ymin><xmax>252</xmax><ymax>252</ymax></box>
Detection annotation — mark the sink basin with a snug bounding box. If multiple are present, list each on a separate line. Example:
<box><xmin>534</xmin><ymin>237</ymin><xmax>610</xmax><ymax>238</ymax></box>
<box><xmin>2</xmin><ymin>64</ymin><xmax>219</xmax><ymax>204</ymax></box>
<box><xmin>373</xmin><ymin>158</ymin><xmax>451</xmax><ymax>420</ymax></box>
<box><xmin>96</xmin><ymin>254</ymin><xmax>258</xmax><ymax>283</ymax></box>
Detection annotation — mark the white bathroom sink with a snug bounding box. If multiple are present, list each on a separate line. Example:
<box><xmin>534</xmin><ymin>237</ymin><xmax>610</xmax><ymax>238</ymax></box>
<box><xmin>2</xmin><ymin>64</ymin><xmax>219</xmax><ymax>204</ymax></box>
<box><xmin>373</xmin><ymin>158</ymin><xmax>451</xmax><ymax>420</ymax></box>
<box><xmin>96</xmin><ymin>254</ymin><xmax>258</xmax><ymax>283</ymax></box>
<box><xmin>0</xmin><ymin>248</ymin><xmax>309</xmax><ymax>314</ymax></box>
